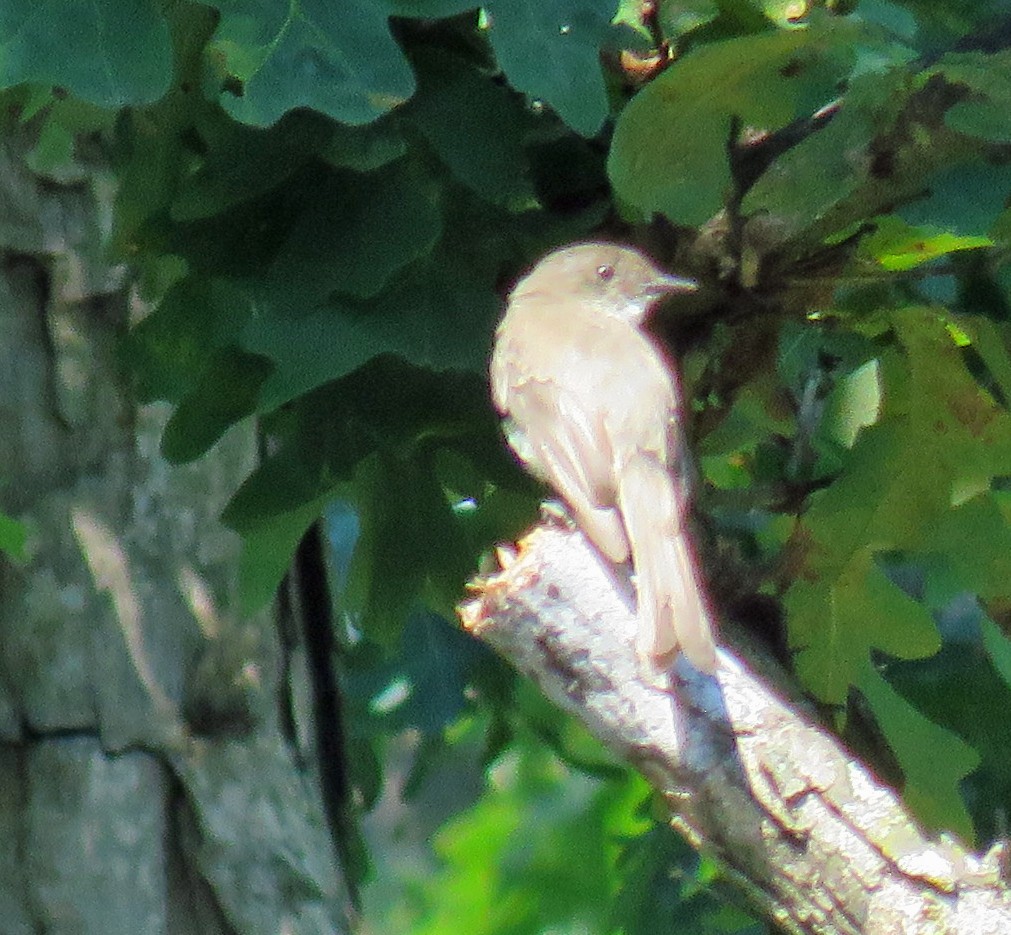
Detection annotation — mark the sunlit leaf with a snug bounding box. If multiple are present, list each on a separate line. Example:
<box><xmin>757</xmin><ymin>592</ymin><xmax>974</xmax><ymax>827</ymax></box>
<box><xmin>859</xmin><ymin>216</ymin><xmax>991</xmax><ymax>271</ymax></box>
<box><xmin>0</xmin><ymin>511</ymin><xmax>26</xmax><ymax>561</ymax></box>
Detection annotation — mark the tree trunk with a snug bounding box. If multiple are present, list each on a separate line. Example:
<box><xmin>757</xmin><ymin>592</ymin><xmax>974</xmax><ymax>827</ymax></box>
<box><xmin>0</xmin><ymin>129</ymin><xmax>352</xmax><ymax>934</ymax></box>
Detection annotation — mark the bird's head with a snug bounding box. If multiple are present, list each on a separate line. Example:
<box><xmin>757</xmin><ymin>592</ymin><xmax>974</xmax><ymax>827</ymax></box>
<box><xmin>512</xmin><ymin>242</ymin><xmax>696</xmax><ymax>324</ymax></box>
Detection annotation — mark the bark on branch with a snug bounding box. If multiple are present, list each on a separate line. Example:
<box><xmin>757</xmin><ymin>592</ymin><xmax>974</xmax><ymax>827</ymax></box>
<box><xmin>459</xmin><ymin>525</ymin><xmax>1011</xmax><ymax>935</ymax></box>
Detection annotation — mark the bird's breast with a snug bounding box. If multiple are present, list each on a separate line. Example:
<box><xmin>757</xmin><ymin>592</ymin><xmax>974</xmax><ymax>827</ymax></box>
<box><xmin>492</xmin><ymin>302</ymin><xmax>680</xmax><ymax>453</ymax></box>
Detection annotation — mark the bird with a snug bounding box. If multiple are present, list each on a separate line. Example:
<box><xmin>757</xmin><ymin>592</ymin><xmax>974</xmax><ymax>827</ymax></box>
<box><xmin>490</xmin><ymin>242</ymin><xmax>718</xmax><ymax>676</ymax></box>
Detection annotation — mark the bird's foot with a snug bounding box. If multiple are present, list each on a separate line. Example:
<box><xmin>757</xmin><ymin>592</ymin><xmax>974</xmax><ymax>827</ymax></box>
<box><xmin>539</xmin><ymin>499</ymin><xmax>576</xmax><ymax>530</ymax></box>
<box><xmin>636</xmin><ymin>647</ymin><xmax>676</xmax><ymax>691</ymax></box>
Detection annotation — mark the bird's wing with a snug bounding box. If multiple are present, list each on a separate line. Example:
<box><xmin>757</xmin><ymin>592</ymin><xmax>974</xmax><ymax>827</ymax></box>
<box><xmin>507</xmin><ymin>377</ymin><xmax>630</xmax><ymax>563</ymax></box>
<box><xmin>490</xmin><ymin>313</ymin><xmax>612</xmax><ymax>500</ymax></box>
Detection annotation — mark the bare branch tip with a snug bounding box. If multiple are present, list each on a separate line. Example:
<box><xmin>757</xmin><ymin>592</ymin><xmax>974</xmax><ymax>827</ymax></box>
<box><xmin>494</xmin><ymin>543</ymin><xmax>519</xmax><ymax>570</ymax></box>
<box><xmin>457</xmin><ymin>597</ymin><xmax>488</xmax><ymax>634</ymax></box>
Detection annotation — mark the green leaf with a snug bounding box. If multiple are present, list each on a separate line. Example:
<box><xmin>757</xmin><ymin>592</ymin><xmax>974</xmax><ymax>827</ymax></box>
<box><xmin>259</xmin><ymin>157</ymin><xmax>443</xmax><ymax>303</ymax></box>
<box><xmin>784</xmin><ymin>306</ymin><xmax>1011</xmax><ymax>700</ymax></box>
<box><xmin>125</xmin><ymin>277</ymin><xmax>257</xmax><ymax>404</ymax></box>
<box><xmin>946</xmin><ymin>99</ymin><xmax>1011</xmax><ymax>144</ymax></box>
<box><xmin>240</xmin><ymin>253</ymin><xmax>494</xmax><ymax>410</ymax></box>
<box><xmin>224</xmin><ymin>441</ymin><xmax>328</xmax><ymax>534</ymax></box>
<box><xmin>237</xmin><ymin>498</ymin><xmax>326</xmax><ymax>613</ymax></box>
<box><xmin>775</xmin><ymin>320</ymin><xmax>882</xmax><ymax>474</ymax></box>
<box><xmin>388</xmin><ymin>0</ymin><xmax>478</xmax><ymax>13</ymax></box>
<box><xmin>937</xmin><ymin>49</ymin><xmax>1011</xmax><ymax>143</ymax></box>
<box><xmin>859</xmin><ymin>215</ymin><xmax>991</xmax><ymax>271</ymax></box>
<box><xmin>918</xmin><ymin>494</ymin><xmax>1011</xmax><ymax>603</ymax></box>
<box><xmin>654</xmin><ymin>0</ymin><xmax>720</xmax><ymax>38</ymax></box>
<box><xmin>343</xmin><ymin>452</ymin><xmax>468</xmax><ymax>646</ymax></box>
<box><xmin>884</xmin><ymin>603</ymin><xmax>1011</xmax><ymax>843</ymax></box>
<box><xmin>172</xmin><ymin>109</ymin><xmax>408</xmax><ymax>222</ymax></box>
<box><xmin>889</xmin><ymin>306</ymin><xmax>1011</xmax><ymax>493</ymax></box>
<box><xmin>742</xmin><ymin>57</ymin><xmax>952</xmax><ymax>247</ymax></box>
<box><xmin>896</xmin><ymin>0</ymin><xmax>1011</xmax><ymax>51</ymax></box>
<box><xmin>0</xmin><ymin>2</ymin><xmax>171</xmax><ymax>106</ymax></box>
<box><xmin>164</xmin><ymin>157</ymin><xmax>446</xmax><ymax>390</ymax></box>
<box><xmin>485</xmin><ymin>0</ymin><xmax>614</xmax><ymax>137</ymax></box>
<box><xmin>957</xmin><ymin>315</ymin><xmax>1011</xmax><ymax>406</ymax></box>
<box><xmin>226</xmin><ymin>360</ymin><xmax>504</xmax><ymax>526</ymax></box>
<box><xmin>899</xmin><ymin>161</ymin><xmax>1011</xmax><ymax>237</ymax></box>
<box><xmin>857</xmin><ymin>660</ymin><xmax>977</xmax><ymax>840</ymax></box>
<box><xmin>610</xmin><ymin>24</ymin><xmax>854</xmax><ymax>225</ymax></box>
<box><xmin>109</xmin><ymin>5</ymin><xmax>221</xmax><ymax>257</ymax></box>
<box><xmin>982</xmin><ymin>615</ymin><xmax>1011</xmax><ymax>694</ymax></box>
<box><xmin>208</xmin><ymin>0</ymin><xmax>416</xmax><ymax>127</ymax></box>
<box><xmin>822</xmin><ymin>358</ymin><xmax>882</xmax><ymax>449</ymax></box>
<box><xmin>378</xmin><ymin>612</ymin><xmax>492</xmax><ymax>733</ymax></box>
<box><xmin>408</xmin><ymin>736</ymin><xmax>633</xmax><ymax>935</ymax></box>
<box><xmin>241</xmin><ymin>186</ymin><xmax>563</xmax><ymax>409</ymax></box>
<box><xmin>224</xmin><ymin>359</ymin><xmax>520</xmax><ymax>633</ymax></box>
<box><xmin>161</xmin><ymin>348</ymin><xmax>273</xmax><ymax>463</ymax></box>
<box><xmin>614</xmin><ymin>823</ymin><xmax>759</xmax><ymax>935</ymax></box>
<box><xmin>434</xmin><ymin>448</ymin><xmax>540</xmax><ymax>556</ymax></box>
<box><xmin>0</xmin><ymin>511</ymin><xmax>26</xmax><ymax>561</ymax></box>
<box><xmin>22</xmin><ymin>96</ymin><xmax>115</xmax><ymax>183</ymax></box>
<box><xmin>786</xmin><ymin>548</ymin><xmax>940</xmax><ymax>703</ymax></box>
<box><xmin>696</xmin><ymin>357</ymin><xmax>795</xmax><ymax>494</ymax></box>
<box><xmin>777</xmin><ymin>318</ymin><xmax>879</xmax><ymax>397</ymax></box>
<box><xmin>405</xmin><ymin>50</ymin><xmax>537</xmax><ymax>207</ymax></box>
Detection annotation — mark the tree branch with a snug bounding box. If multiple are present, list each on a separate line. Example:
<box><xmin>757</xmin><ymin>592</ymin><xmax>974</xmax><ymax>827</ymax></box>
<box><xmin>459</xmin><ymin>525</ymin><xmax>1011</xmax><ymax>935</ymax></box>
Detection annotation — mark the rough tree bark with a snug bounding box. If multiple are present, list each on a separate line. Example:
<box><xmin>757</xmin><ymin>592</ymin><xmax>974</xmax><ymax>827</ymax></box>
<box><xmin>460</xmin><ymin>525</ymin><xmax>1011</xmax><ymax>935</ymax></box>
<box><xmin>0</xmin><ymin>132</ymin><xmax>352</xmax><ymax>932</ymax></box>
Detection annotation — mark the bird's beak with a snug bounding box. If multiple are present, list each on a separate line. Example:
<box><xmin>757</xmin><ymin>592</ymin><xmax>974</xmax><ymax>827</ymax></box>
<box><xmin>647</xmin><ymin>273</ymin><xmax>697</xmax><ymax>297</ymax></box>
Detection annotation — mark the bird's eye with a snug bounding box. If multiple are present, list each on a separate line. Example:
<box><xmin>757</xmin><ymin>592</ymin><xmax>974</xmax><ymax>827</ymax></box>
<box><xmin>596</xmin><ymin>264</ymin><xmax>615</xmax><ymax>282</ymax></box>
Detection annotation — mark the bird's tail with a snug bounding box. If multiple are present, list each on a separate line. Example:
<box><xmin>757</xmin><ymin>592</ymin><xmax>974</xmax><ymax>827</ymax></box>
<box><xmin>617</xmin><ymin>454</ymin><xmax>718</xmax><ymax>674</ymax></box>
